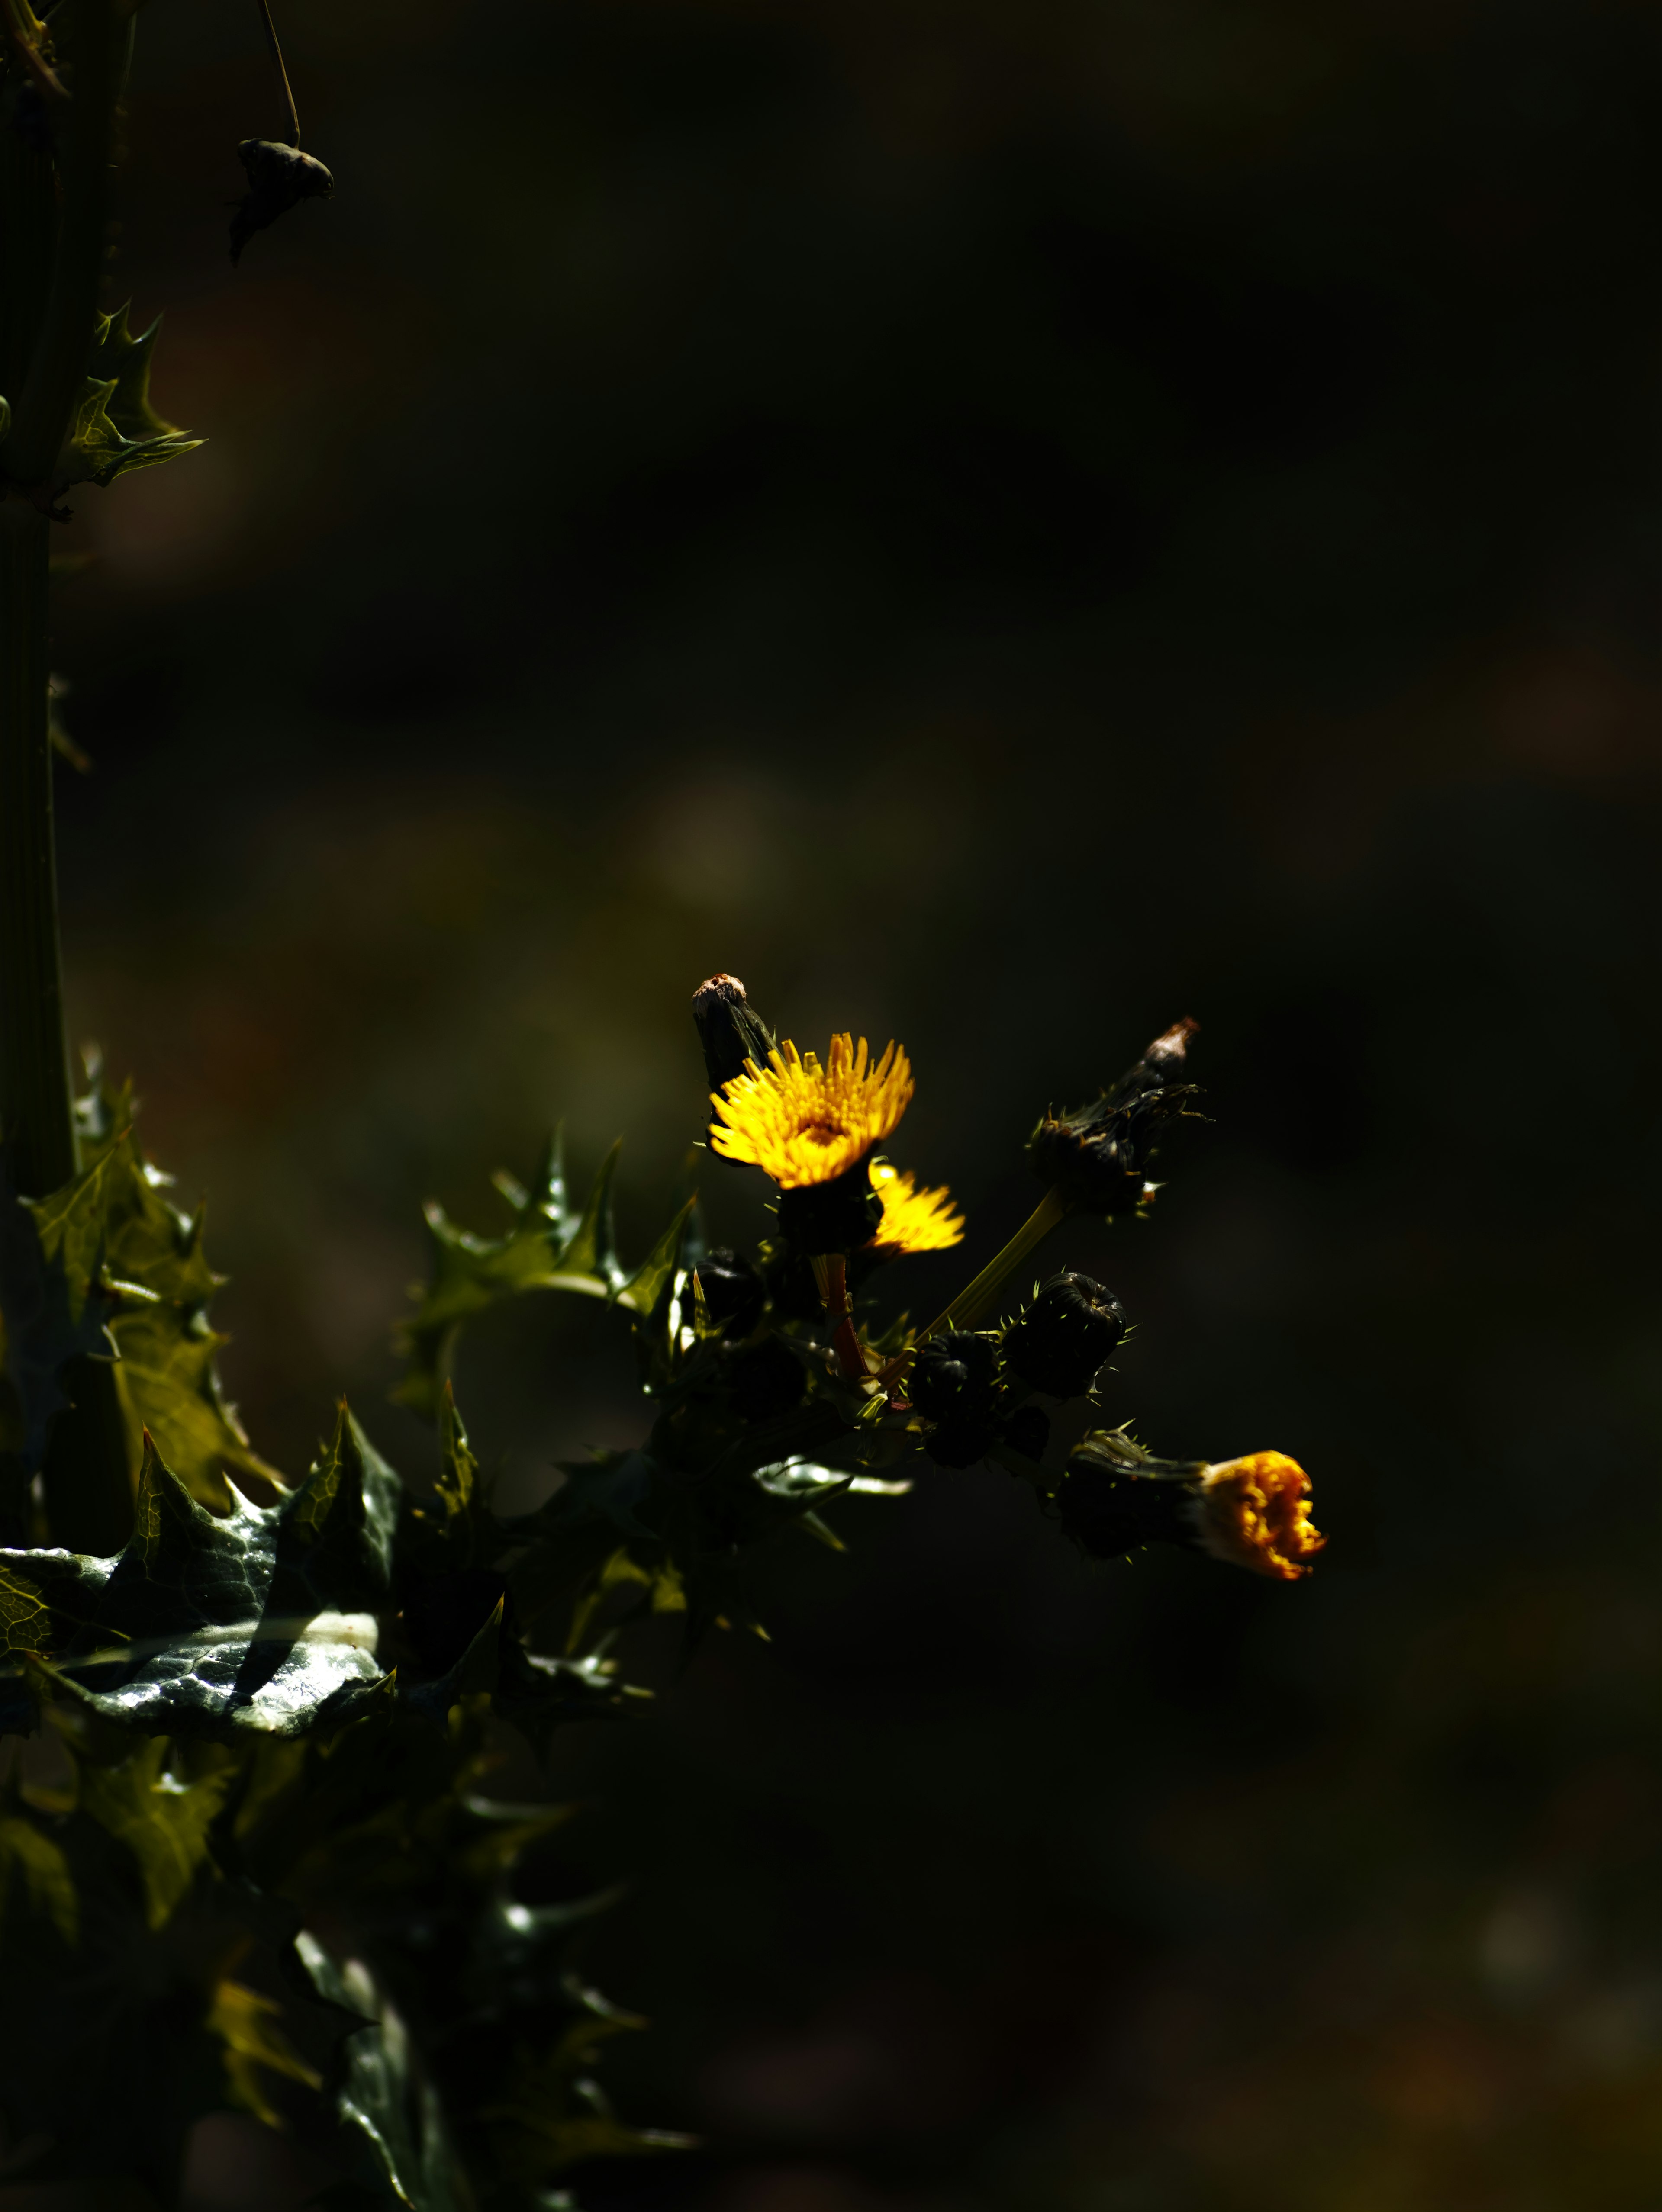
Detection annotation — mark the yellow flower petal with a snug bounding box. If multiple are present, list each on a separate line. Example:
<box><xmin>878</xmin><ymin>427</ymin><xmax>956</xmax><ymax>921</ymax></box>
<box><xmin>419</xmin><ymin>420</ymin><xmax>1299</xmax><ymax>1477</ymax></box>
<box><xmin>1193</xmin><ymin>1452</ymin><xmax>1324</xmax><ymax>1580</ymax></box>
<box><xmin>710</xmin><ymin>1034</ymin><xmax>914</xmax><ymax>1187</ymax></box>
<box><xmin>868</xmin><ymin>1161</ymin><xmax>965</xmax><ymax>1254</ymax></box>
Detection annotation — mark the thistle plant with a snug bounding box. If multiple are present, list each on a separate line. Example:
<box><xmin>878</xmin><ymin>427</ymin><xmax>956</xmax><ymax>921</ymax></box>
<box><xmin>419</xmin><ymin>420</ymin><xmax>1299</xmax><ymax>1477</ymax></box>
<box><xmin>0</xmin><ymin>13</ymin><xmax>1323</xmax><ymax>2208</ymax></box>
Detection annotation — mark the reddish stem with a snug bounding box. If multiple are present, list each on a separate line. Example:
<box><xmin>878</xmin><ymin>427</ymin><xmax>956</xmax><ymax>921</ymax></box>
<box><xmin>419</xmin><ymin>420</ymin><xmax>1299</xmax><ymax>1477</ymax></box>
<box><xmin>822</xmin><ymin>1256</ymin><xmax>870</xmax><ymax>1381</ymax></box>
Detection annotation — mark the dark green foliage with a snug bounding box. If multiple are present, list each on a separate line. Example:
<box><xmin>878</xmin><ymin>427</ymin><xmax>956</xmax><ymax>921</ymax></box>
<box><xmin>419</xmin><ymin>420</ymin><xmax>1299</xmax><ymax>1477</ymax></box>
<box><xmin>0</xmin><ymin>1006</ymin><xmax>1299</xmax><ymax>2209</ymax></box>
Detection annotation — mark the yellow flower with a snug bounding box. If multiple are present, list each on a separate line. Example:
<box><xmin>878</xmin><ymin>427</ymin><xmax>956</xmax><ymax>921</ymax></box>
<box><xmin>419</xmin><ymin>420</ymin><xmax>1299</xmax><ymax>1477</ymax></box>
<box><xmin>868</xmin><ymin>1161</ymin><xmax>965</xmax><ymax>1254</ymax></box>
<box><xmin>1192</xmin><ymin>1452</ymin><xmax>1324</xmax><ymax>1581</ymax></box>
<box><xmin>711</xmin><ymin>1034</ymin><xmax>913</xmax><ymax>1187</ymax></box>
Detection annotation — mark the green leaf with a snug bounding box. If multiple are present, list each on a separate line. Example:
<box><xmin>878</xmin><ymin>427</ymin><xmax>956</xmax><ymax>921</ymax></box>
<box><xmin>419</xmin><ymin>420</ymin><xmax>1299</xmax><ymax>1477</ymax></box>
<box><xmin>614</xmin><ymin>1196</ymin><xmax>696</xmax><ymax>1318</ymax></box>
<box><xmin>0</xmin><ymin>1141</ymin><xmax>122</xmax><ymax>1471</ymax></box>
<box><xmin>295</xmin><ymin>1933</ymin><xmax>473</xmax><ymax>2212</ymax></box>
<box><xmin>75</xmin><ymin>1736</ymin><xmax>229</xmax><ymax>1930</ymax></box>
<box><xmin>394</xmin><ymin>1135</ymin><xmax>692</xmax><ymax>1420</ymax></box>
<box><xmin>0</xmin><ymin>1809</ymin><xmax>77</xmax><ymax>1945</ymax></box>
<box><xmin>208</xmin><ymin>1976</ymin><xmax>323</xmax><ymax>2129</ymax></box>
<box><xmin>53</xmin><ymin>308</ymin><xmax>203</xmax><ymax>497</ymax></box>
<box><xmin>0</xmin><ymin>1556</ymin><xmax>53</xmax><ymax>1653</ymax></box>
<box><xmin>479</xmin><ymin>1983</ymin><xmax>693</xmax><ymax>2183</ymax></box>
<box><xmin>88</xmin><ymin>305</ymin><xmax>187</xmax><ymax>445</ymax></box>
<box><xmin>0</xmin><ymin>1422</ymin><xmax>392</xmax><ymax>1739</ymax></box>
<box><xmin>10</xmin><ymin>1083</ymin><xmax>281</xmax><ymax>1506</ymax></box>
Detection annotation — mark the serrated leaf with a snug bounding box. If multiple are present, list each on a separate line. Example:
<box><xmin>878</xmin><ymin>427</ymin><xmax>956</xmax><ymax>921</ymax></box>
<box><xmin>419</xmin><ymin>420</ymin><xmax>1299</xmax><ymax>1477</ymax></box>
<box><xmin>394</xmin><ymin>1138</ymin><xmax>686</xmax><ymax>1420</ymax></box>
<box><xmin>0</xmin><ymin>1423</ymin><xmax>392</xmax><ymax>1738</ymax></box>
<box><xmin>54</xmin><ymin>309</ymin><xmax>202</xmax><ymax>499</ymax></box>
<box><xmin>295</xmin><ymin>1933</ymin><xmax>473</xmax><ymax>2212</ymax></box>
<box><xmin>55</xmin><ymin>374</ymin><xmax>203</xmax><ymax>495</ymax></box>
<box><xmin>208</xmin><ymin>1977</ymin><xmax>323</xmax><ymax>2128</ymax></box>
<box><xmin>75</xmin><ymin>1736</ymin><xmax>229</xmax><ymax>1930</ymax></box>
<box><xmin>480</xmin><ymin>1994</ymin><xmax>693</xmax><ymax>2183</ymax></box>
<box><xmin>0</xmin><ymin>1142</ymin><xmax>122</xmax><ymax>1472</ymax></box>
<box><xmin>0</xmin><ymin>1810</ymin><xmax>77</xmax><ymax>1945</ymax></box>
<box><xmin>88</xmin><ymin>305</ymin><xmax>186</xmax><ymax>446</ymax></box>
<box><xmin>614</xmin><ymin>1196</ymin><xmax>696</xmax><ymax>1319</ymax></box>
<box><xmin>9</xmin><ymin>1087</ymin><xmax>281</xmax><ymax>1507</ymax></box>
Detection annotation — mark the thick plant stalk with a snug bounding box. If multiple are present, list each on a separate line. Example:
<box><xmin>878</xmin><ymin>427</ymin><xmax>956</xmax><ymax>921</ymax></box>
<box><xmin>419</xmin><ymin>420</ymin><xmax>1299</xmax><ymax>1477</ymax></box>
<box><xmin>0</xmin><ymin>0</ymin><xmax>134</xmax><ymax>1552</ymax></box>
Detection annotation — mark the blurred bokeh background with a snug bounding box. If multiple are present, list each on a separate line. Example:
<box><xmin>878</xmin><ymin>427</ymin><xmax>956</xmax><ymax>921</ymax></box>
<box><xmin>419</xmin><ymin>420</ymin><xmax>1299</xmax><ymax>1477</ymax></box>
<box><xmin>44</xmin><ymin>0</ymin><xmax>1661</xmax><ymax>2205</ymax></box>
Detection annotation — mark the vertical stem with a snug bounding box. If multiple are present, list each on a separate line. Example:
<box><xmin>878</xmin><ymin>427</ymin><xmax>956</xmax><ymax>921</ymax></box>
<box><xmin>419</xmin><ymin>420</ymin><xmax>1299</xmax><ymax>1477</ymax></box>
<box><xmin>821</xmin><ymin>1255</ymin><xmax>870</xmax><ymax>1382</ymax></box>
<box><xmin>0</xmin><ymin>0</ymin><xmax>134</xmax><ymax>1553</ymax></box>
<box><xmin>0</xmin><ymin>499</ymin><xmax>74</xmax><ymax>1199</ymax></box>
<box><xmin>3</xmin><ymin>0</ymin><xmax>117</xmax><ymax>489</ymax></box>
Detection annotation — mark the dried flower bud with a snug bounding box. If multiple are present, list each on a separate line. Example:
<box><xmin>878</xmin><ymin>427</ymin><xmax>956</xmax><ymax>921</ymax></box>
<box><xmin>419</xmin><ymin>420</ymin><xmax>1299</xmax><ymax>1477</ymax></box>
<box><xmin>230</xmin><ymin>139</ymin><xmax>333</xmax><ymax>265</ymax></box>
<box><xmin>1028</xmin><ymin>1019</ymin><xmax>1201</xmax><ymax>1217</ymax></box>
<box><xmin>692</xmin><ymin>973</ymin><xmax>776</xmax><ymax>1100</ymax></box>
<box><xmin>1058</xmin><ymin>1429</ymin><xmax>1324</xmax><ymax>1579</ymax></box>
<box><xmin>1001</xmin><ymin>1272</ymin><xmax>1124</xmax><ymax>1399</ymax></box>
<box><xmin>695</xmin><ymin>1248</ymin><xmax>763</xmax><ymax>1338</ymax></box>
<box><xmin>774</xmin><ymin>1155</ymin><xmax>883</xmax><ymax>1257</ymax></box>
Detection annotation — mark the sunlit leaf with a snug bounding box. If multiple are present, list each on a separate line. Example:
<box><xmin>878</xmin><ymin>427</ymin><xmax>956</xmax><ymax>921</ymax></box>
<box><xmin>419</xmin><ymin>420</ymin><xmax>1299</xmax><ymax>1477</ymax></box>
<box><xmin>208</xmin><ymin>1976</ymin><xmax>323</xmax><ymax>2128</ymax></box>
<box><xmin>0</xmin><ymin>1809</ymin><xmax>77</xmax><ymax>1945</ymax></box>
<box><xmin>75</xmin><ymin>1736</ymin><xmax>229</xmax><ymax>1929</ymax></box>
<box><xmin>296</xmin><ymin>1933</ymin><xmax>473</xmax><ymax>2212</ymax></box>
<box><xmin>0</xmin><ymin>1422</ymin><xmax>392</xmax><ymax>1738</ymax></box>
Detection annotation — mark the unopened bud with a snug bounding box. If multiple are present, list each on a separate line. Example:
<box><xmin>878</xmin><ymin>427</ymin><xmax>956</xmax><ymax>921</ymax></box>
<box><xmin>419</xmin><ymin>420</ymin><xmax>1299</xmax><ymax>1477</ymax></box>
<box><xmin>909</xmin><ymin>1330</ymin><xmax>1000</xmax><ymax>1422</ymax></box>
<box><xmin>692</xmin><ymin>973</ymin><xmax>775</xmax><ymax>1100</ymax></box>
<box><xmin>1028</xmin><ymin>1019</ymin><xmax>1201</xmax><ymax>1217</ymax></box>
<box><xmin>1002</xmin><ymin>1272</ymin><xmax>1123</xmax><ymax>1399</ymax></box>
<box><xmin>1057</xmin><ymin>1428</ymin><xmax>1324</xmax><ymax>1580</ymax></box>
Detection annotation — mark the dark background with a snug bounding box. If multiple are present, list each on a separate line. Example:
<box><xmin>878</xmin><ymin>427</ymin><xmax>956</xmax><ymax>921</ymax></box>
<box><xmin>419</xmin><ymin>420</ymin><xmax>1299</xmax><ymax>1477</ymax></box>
<box><xmin>47</xmin><ymin>0</ymin><xmax>1662</xmax><ymax>2206</ymax></box>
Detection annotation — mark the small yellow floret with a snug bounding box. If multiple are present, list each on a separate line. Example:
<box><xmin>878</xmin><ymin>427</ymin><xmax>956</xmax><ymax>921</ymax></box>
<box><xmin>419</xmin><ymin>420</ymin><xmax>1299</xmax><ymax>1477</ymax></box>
<box><xmin>868</xmin><ymin>1161</ymin><xmax>965</xmax><ymax>1254</ymax></box>
<box><xmin>1194</xmin><ymin>1452</ymin><xmax>1324</xmax><ymax>1580</ymax></box>
<box><xmin>710</xmin><ymin>1034</ymin><xmax>914</xmax><ymax>1187</ymax></box>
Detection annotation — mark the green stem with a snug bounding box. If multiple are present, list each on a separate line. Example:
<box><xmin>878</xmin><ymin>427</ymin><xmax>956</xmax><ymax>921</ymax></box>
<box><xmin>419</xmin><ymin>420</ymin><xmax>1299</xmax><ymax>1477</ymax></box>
<box><xmin>920</xmin><ymin>1184</ymin><xmax>1069</xmax><ymax>1342</ymax></box>
<box><xmin>0</xmin><ymin>500</ymin><xmax>72</xmax><ymax>1197</ymax></box>
<box><xmin>2</xmin><ymin>0</ymin><xmax>117</xmax><ymax>490</ymax></box>
<box><xmin>0</xmin><ymin>0</ymin><xmax>133</xmax><ymax>1553</ymax></box>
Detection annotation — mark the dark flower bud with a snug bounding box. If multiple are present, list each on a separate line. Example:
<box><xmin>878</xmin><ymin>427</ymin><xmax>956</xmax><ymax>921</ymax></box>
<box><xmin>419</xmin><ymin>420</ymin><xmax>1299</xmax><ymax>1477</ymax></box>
<box><xmin>1058</xmin><ymin>1428</ymin><xmax>1324</xmax><ymax>1579</ymax></box>
<box><xmin>692</xmin><ymin>973</ymin><xmax>775</xmax><ymax>1100</ymax></box>
<box><xmin>909</xmin><ymin>1330</ymin><xmax>1001</xmax><ymax>1421</ymax></box>
<box><xmin>230</xmin><ymin>139</ymin><xmax>334</xmax><ymax>265</ymax></box>
<box><xmin>997</xmin><ymin>1403</ymin><xmax>1050</xmax><ymax>1464</ymax></box>
<box><xmin>1002</xmin><ymin>1272</ymin><xmax>1124</xmax><ymax>1399</ymax></box>
<box><xmin>729</xmin><ymin>1335</ymin><xmax>808</xmax><ymax>1424</ymax></box>
<box><xmin>1028</xmin><ymin>1019</ymin><xmax>1202</xmax><ymax>1217</ymax></box>
<box><xmin>761</xmin><ymin>1243</ymin><xmax>825</xmax><ymax>1324</ymax></box>
<box><xmin>695</xmin><ymin>1247</ymin><xmax>763</xmax><ymax>1337</ymax></box>
<box><xmin>775</xmin><ymin>1154</ymin><xmax>883</xmax><ymax>1257</ymax></box>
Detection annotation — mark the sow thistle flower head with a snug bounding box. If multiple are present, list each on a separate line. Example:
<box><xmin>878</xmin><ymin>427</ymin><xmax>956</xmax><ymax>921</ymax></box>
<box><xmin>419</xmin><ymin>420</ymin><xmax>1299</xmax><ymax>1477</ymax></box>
<box><xmin>711</xmin><ymin>1033</ymin><xmax>914</xmax><ymax>1186</ymax></box>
